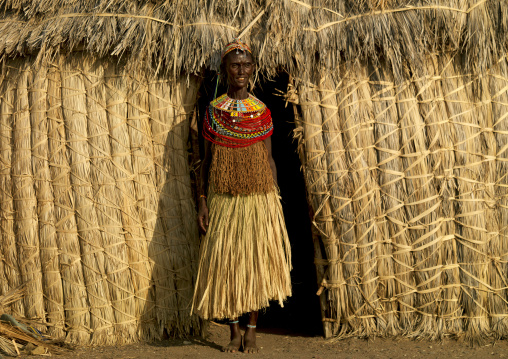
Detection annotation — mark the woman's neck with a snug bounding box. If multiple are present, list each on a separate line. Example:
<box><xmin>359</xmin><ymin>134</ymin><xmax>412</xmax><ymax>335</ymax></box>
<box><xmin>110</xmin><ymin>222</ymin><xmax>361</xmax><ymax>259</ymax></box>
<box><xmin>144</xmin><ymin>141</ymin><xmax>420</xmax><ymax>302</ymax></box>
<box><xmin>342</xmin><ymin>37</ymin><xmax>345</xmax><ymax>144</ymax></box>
<box><xmin>227</xmin><ymin>87</ymin><xmax>249</xmax><ymax>100</ymax></box>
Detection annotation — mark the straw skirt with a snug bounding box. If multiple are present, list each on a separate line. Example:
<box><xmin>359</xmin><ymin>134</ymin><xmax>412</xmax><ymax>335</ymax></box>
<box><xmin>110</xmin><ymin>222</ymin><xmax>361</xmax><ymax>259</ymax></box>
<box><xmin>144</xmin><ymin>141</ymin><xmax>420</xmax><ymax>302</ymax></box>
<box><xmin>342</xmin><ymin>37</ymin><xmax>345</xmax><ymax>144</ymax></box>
<box><xmin>191</xmin><ymin>189</ymin><xmax>292</xmax><ymax>320</ymax></box>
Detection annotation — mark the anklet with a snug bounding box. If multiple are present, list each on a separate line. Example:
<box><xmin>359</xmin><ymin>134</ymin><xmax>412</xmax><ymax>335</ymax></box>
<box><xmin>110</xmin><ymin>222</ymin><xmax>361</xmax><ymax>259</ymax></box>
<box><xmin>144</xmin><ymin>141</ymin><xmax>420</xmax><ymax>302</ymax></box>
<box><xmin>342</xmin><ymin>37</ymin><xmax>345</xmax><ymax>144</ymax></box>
<box><xmin>229</xmin><ymin>320</ymin><xmax>239</xmax><ymax>324</ymax></box>
<box><xmin>246</xmin><ymin>324</ymin><xmax>256</xmax><ymax>328</ymax></box>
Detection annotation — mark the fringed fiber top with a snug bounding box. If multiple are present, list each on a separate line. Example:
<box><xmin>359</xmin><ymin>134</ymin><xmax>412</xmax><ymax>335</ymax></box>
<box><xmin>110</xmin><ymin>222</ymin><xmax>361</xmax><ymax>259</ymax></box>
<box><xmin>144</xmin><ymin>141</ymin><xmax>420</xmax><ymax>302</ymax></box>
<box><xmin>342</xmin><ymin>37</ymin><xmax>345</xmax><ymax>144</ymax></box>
<box><xmin>209</xmin><ymin>142</ymin><xmax>274</xmax><ymax>196</ymax></box>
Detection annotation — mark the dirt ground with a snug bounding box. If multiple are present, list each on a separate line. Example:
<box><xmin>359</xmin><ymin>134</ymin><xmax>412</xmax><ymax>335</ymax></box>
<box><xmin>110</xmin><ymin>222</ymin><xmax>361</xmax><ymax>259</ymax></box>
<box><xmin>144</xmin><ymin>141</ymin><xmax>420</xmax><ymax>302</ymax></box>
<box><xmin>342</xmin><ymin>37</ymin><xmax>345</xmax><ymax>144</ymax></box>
<box><xmin>19</xmin><ymin>323</ymin><xmax>508</xmax><ymax>359</ymax></box>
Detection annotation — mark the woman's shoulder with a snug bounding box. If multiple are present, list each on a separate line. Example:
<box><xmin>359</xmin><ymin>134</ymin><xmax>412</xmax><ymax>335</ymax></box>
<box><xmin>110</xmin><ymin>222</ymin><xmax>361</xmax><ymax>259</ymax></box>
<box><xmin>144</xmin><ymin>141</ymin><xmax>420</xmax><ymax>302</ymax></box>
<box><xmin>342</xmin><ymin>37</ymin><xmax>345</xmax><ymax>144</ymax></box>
<box><xmin>245</xmin><ymin>93</ymin><xmax>265</xmax><ymax>106</ymax></box>
<box><xmin>209</xmin><ymin>93</ymin><xmax>228</xmax><ymax>109</ymax></box>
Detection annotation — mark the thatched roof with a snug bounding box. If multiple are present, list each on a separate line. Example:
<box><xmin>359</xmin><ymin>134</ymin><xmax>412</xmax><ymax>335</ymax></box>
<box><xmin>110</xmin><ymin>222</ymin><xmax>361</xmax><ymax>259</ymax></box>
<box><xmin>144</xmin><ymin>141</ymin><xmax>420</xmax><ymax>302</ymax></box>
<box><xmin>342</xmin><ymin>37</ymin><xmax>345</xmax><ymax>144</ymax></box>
<box><xmin>0</xmin><ymin>0</ymin><xmax>506</xmax><ymax>80</ymax></box>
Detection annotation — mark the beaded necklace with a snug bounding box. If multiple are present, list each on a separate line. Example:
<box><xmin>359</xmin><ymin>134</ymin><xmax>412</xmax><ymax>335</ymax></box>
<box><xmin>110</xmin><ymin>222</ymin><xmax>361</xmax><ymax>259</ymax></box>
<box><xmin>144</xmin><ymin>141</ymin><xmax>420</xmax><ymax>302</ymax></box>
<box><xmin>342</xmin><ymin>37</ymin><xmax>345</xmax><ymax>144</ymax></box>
<box><xmin>203</xmin><ymin>93</ymin><xmax>273</xmax><ymax>148</ymax></box>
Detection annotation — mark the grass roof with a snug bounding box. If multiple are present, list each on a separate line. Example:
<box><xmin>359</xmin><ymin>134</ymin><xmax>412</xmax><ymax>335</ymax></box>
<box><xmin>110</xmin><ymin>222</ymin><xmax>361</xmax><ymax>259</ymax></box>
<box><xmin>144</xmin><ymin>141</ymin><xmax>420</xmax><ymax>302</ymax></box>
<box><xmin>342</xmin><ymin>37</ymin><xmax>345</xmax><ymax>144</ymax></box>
<box><xmin>0</xmin><ymin>0</ymin><xmax>506</xmax><ymax>80</ymax></box>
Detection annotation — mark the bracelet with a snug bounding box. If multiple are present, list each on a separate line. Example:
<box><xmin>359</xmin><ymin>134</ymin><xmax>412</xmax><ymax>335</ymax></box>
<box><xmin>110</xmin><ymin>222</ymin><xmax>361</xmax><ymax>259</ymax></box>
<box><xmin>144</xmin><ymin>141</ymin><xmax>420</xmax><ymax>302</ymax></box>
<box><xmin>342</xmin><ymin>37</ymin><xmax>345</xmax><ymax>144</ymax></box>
<box><xmin>199</xmin><ymin>194</ymin><xmax>207</xmax><ymax>199</ymax></box>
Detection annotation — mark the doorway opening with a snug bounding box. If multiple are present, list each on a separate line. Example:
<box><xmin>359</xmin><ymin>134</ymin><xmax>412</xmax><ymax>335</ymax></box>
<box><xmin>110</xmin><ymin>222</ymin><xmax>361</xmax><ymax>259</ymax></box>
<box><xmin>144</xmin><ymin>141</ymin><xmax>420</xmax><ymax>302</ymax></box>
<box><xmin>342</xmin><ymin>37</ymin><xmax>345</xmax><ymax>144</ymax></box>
<box><xmin>194</xmin><ymin>71</ymin><xmax>322</xmax><ymax>336</ymax></box>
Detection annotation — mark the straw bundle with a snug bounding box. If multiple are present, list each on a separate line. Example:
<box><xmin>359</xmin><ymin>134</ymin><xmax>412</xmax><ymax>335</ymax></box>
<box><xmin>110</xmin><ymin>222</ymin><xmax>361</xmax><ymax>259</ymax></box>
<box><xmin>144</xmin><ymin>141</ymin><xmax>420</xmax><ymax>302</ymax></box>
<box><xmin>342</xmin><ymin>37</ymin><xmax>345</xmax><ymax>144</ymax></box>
<box><xmin>410</xmin><ymin>55</ymin><xmax>462</xmax><ymax>336</ymax></box>
<box><xmin>0</xmin><ymin>64</ymin><xmax>25</xmax><ymax>318</ymax></box>
<box><xmin>148</xmin><ymin>78</ymin><xmax>182</xmax><ymax>335</ymax></box>
<box><xmin>125</xmin><ymin>75</ymin><xmax>157</xmax><ymax>338</ymax></box>
<box><xmin>368</xmin><ymin>63</ymin><xmax>415</xmax><ymax>336</ymax></box>
<box><xmin>61</xmin><ymin>56</ymin><xmax>117</xmax><ymax>345</ymax></box>
<box><xmin>295</xmin><ymin>80</ymin><xmax>348</xmax><ymax>336</ymax></box>
<box><xmin>103</xmin><ymin>64</ymin><xmax>154</xmax><ymax>342</ymax></box>
<box><xmin>47</xmin><ymin>64</ymin><xmax>91</xmax><ymax>343</ymax></box>
<box><xmin>337</xmin><ymin>66</ymin><xmax>383</xmax><ymax>336</ymax></box>
<box><xmin>438</xmin><ymin>54</ymin><xmax>490</xmax><ymax>342</ymax></box>
<box><xmin>82</xmin><ymin>58</ymin><xmax>138</xmax><ymax>343</ymax></box>
<box><xmin>394</xmin><ymin>63</ymin><xmax>442</xmax><ymax>339</ymax></box>
<box><xmin>0</xmin><ymin>73</ymin><xmax>8</xmax><ymax>297</ymax></box>
<box><xmin>29</xmin><ymin>64</ymin><xmax>65</xmax><ymax>338</ymax></box>
<box><xmin>291</xmin><ymin>99</ymin><xmax>333</xmax><ymax>337</ymax></box>
<box><xmin>169</xmin><ymin>80</ymin><xmax>201</xmax><ymax>331</ymax></box>
<box><xmin>148</xmin><ymin>75</ymin><xmax>201</xmax><ymax>336</ymax></box>
<box><xmin>472</xmin><ymin>64</ymin><xmax>504</xmax><ymax>338</ymax></box>
<box><xmin>491</xmin><ymin>58</ymin><xmax>508</xmax><ymax>338</ymax></box>
<box><xmin>12</xmin><ymin>62</ymin><xmax>45</xmax><ymax>323</ymax></box>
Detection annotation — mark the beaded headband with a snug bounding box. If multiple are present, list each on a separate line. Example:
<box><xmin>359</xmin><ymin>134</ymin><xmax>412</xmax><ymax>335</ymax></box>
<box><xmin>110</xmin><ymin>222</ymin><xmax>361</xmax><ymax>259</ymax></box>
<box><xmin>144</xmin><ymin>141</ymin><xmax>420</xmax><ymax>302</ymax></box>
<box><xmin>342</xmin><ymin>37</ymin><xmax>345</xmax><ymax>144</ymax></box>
<box><xmin>213</xmin><ymin>39</ymin><xmax>253</xmax><ymax>99</ymax></box>
<box><xmin>221</xmin><ymin>39</ymin><xmax>252</xmax><ymax>60</ymax></box>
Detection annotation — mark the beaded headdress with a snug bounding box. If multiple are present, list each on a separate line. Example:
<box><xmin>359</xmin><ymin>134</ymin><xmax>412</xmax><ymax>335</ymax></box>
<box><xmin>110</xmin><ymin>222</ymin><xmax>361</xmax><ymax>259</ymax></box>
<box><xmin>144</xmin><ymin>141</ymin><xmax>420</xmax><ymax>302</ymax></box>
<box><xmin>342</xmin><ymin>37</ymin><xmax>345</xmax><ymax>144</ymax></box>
<box><xmin>221</xmin><ymin>39</ymin><xmax>252</xmax><ymax>60</ymax></box>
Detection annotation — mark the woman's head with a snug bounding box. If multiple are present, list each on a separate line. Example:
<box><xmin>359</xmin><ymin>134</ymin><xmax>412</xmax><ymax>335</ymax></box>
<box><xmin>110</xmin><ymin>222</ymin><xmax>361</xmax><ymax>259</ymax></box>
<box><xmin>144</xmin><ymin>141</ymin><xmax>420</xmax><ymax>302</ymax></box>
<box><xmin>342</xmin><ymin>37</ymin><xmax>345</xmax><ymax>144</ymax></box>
<box><xmin>220</xmin><ymin>39</ymin><xmax>256</xmax><ymax>90</ymax></box>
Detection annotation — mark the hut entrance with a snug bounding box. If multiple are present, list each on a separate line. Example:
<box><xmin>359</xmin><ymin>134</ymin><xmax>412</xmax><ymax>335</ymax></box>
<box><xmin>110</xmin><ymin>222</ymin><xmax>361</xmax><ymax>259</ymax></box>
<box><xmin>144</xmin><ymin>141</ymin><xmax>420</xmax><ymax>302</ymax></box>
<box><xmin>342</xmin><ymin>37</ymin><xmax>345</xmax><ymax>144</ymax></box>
<box><xmin>195</xmin><ymin>72</ymin><xmax>322</xmax><ymax>336</ymax></box>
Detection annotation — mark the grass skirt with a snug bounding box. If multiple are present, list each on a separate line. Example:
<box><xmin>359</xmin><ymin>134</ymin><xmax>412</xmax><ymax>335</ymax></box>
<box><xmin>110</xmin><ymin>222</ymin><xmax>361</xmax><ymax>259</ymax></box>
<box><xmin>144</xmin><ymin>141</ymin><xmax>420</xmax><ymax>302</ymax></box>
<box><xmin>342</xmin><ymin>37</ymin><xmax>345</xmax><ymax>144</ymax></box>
<box><xmin>191</xmin><ymin>189</ymin><xmax>292</xmax><ymax>320</ymax></box>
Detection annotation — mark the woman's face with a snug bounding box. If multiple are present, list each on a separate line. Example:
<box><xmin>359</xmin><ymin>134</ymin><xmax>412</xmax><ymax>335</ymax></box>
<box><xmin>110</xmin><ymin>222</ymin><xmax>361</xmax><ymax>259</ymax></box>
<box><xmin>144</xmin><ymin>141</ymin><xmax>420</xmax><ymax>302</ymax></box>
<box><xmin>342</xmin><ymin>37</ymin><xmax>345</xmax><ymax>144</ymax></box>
<box><xmin>224</xmin><ymin>51</ymin><xmax>255</xmax><ymax>90</ymax></box>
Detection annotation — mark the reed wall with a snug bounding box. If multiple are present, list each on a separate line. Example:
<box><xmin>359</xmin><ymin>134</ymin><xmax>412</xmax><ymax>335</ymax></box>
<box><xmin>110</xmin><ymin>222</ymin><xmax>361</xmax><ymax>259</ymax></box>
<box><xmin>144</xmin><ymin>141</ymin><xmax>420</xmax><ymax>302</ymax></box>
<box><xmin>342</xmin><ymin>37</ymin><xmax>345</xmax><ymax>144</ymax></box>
<box><xmin>0</xmin><ymin>54</ymin><xmax>202</xmax><ymax>344</ymax></box>
<box><xmin>292</xmin><ymin>53</ymin><xmax>508</xmax><ymax>341</ymax></box>
<box><xmin>2</xmin><ymin>48</ymin><xmax>508</xmax><ymax>344</ymax></box>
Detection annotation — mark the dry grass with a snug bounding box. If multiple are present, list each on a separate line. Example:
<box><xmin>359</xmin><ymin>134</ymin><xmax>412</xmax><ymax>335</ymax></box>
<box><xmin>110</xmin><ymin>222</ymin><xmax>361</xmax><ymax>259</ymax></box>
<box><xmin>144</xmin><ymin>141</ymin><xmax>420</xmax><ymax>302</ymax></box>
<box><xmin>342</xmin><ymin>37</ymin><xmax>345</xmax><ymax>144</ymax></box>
<box><xmin>291</xmin><ymin>53</ymin><xmax>508</xmax><ymax>341</ymax></box>
<box><xmin>30</xmin><ymin>64</ymin><xmax>66</xmax><ymax>338</ymax></box>
<box><xmin>0</xmin><ymin>55</ymin><xmax>201</xmax><ymax>344</ymax></box>
<box><xmin>47</xmin><ymin>62</ymin><xmax>91</xmax><ymax>344</ymax></box>
<box><xmin>0</xmin><ymin>63</ymin><xmax>25</xmax><ymax>318</ymax></box>
<box><xmin>12</xmin><ymin>61</ymin><xmax>46</xmax><ymax>325</ymax></box>
<box><xmin>191</xmin><ymin>188</ymin><xmax>291</xmax><ymax>320</ymax></box>
<box><xmin>0</xmin><ymin>1</ymin><xmax>505</xmax><ymax>80</ymax></box>
<box><xmin>0</xmin><ymin>0</ymin><xmax>508</xmax><ymax>344</ymax></box>
<box><xmin>0</xmin><ymin>285</ymin><xmax>62</xmax><ymax>355</ymax></box>
<box><xmin>490</xmin><ymin>57</ymin><xmax>508</xmax><ymax>339</ymax></box>
<box><xmin>126</xmin><ymin>74</ymin><xmax>158</xmax><ymax>339</ymax></box>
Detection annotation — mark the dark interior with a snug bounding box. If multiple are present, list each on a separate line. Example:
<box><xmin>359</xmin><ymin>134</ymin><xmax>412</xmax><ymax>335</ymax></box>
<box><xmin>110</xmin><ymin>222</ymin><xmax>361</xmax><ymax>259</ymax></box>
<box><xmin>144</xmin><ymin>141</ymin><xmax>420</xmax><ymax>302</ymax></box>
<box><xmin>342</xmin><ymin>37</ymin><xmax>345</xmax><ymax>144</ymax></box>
<box><xmin>196</xmin><ymin>71</ymin><xmax>322</xmax><ymax>336</ymax></box>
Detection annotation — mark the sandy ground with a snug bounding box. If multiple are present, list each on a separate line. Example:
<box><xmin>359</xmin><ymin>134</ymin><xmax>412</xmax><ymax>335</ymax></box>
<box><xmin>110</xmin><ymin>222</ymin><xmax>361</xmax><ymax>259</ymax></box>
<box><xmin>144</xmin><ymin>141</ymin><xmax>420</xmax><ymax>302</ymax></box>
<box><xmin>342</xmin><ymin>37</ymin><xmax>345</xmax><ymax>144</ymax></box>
<box><xmin>18</xmin><ymin>323</ymin><xmax>508</xmax><ymax>359</ymax></box>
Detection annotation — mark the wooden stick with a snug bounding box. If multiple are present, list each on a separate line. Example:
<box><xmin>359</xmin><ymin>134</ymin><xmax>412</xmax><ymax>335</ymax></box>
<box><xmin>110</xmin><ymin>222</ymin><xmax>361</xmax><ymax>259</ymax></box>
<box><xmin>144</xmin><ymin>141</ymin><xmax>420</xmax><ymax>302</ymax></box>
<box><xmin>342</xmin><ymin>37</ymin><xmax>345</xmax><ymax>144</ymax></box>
<box><xmin>12</xmin><ymin>339</ymin><xmax>20</xmax><ymax>355</ymax></box>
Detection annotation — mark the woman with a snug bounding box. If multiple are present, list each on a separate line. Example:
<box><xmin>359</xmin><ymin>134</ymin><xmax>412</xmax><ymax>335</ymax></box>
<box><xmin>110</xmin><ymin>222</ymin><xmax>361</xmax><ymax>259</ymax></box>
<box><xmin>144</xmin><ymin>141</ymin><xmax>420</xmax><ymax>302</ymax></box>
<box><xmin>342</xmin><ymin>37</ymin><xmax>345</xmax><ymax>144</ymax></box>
<box><xmin>191</xmin><ymin>39</ymin><xmax>292</xmax><ymax>353</ymax></box>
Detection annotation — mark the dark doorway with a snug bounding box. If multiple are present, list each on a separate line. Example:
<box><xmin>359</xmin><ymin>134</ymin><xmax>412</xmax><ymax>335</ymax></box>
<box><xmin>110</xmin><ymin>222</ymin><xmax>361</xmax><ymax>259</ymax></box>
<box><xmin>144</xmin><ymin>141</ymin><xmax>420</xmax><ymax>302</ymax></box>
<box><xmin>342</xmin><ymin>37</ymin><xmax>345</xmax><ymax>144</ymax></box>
<box><xmin>195</xmin><ymin>71</ymin><xmax>322</xmax><ymax>336</ymax></box>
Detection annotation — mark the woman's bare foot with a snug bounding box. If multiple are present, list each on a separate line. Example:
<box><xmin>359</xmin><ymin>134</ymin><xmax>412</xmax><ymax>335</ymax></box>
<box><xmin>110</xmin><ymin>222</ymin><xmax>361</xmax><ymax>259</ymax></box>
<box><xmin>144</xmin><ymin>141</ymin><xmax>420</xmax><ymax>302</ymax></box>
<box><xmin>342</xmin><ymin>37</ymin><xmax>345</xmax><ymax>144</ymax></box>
<box><xmin>243</xmin><ymin>326</ymin><xmax>259</xmax><ymax>354</ymax></box>
<box><xmin>222</xmin><ymin>321</ymin><xmax>242</xmax><ymax>353</ymax></box>
<box><xmin>222</xmin><ymin>334</ymin><xmax>242</xmax><ymax>353</ymax></box>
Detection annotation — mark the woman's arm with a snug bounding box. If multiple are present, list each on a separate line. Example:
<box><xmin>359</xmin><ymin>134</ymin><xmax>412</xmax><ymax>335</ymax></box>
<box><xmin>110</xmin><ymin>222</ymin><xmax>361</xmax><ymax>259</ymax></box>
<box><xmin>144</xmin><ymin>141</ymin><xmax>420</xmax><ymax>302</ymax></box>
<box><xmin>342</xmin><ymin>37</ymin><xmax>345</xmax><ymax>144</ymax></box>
<box><xmin>198</xmin><ymin>139</ymin><xmax>212</xmax><ymax>233</ymax></box>
<box><xmin>263</xmin><ymin>136</ymin><xmax>277</xmax><ymax>186</ymax></box>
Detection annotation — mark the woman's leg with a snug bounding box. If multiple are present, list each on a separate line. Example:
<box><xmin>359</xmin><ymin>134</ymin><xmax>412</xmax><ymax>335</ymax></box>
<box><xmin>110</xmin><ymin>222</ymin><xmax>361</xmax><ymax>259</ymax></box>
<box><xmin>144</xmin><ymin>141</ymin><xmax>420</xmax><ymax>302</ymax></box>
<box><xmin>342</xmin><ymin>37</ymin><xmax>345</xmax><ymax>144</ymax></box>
<box><xmin>244</xmin><ymin>311</ymin><xmax>259</xmax><ymax>353</ymax></box>
<box><xmin>223</xmin><ymin>318</ymin><xmax>242</xmax><ymax>352</ymax></box>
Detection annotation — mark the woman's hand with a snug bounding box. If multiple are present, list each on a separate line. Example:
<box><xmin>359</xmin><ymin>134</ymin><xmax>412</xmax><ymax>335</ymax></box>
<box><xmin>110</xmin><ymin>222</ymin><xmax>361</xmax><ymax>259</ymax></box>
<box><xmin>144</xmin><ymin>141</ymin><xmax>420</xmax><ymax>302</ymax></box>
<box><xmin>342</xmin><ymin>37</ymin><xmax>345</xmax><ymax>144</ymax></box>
<box><xmin>198</xmin><ymin>139</ymin><xmax>212</xmax><ymax>234</ymax></box>
<box><xmin>198</xmin><ymin>197</ymin><xmax>209</xmax><ymax>234</ymax></box>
